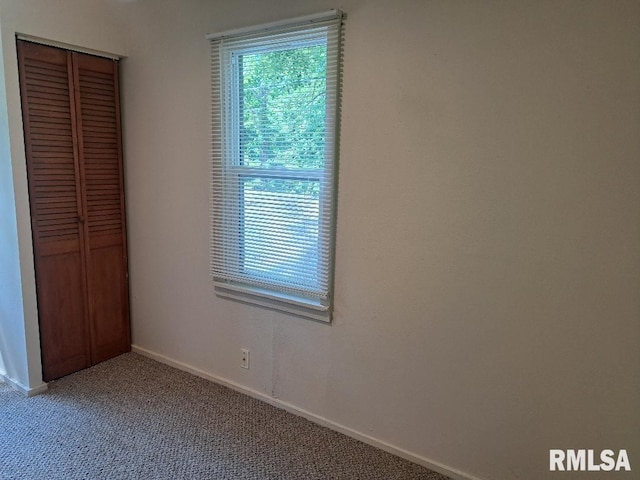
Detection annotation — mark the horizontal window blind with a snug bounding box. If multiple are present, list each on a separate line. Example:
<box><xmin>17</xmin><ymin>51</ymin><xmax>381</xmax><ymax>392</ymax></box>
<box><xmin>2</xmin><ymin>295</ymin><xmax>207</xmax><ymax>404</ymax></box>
<box><xmin>209</xmin><ymin>12</ymin><xmax>342</xmax><ymax>320</ymax></box>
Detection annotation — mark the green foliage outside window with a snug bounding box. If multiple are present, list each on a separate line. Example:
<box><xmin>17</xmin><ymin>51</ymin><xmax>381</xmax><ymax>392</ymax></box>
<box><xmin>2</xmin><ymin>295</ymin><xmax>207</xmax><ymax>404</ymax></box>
<box><xmin>238</xmin><ymin>43</ymin><xmax>326</xmax><ymax>198</ymax></box>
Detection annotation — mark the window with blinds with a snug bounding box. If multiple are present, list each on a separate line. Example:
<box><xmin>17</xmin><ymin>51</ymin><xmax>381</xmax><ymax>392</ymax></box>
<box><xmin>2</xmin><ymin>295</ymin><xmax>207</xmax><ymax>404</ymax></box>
<box><xmin>209</xmin><ymin>11</ymin><xmax>342</xmax><ymax>321</ymax></box>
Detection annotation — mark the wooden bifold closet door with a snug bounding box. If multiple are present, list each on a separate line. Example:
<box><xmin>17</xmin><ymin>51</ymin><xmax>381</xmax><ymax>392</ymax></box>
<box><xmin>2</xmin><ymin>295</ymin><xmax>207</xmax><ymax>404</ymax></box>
<box><xmin>18</xmin><ymin>40</ymin><xmax>130</xmax><ymax>382</ymax></box>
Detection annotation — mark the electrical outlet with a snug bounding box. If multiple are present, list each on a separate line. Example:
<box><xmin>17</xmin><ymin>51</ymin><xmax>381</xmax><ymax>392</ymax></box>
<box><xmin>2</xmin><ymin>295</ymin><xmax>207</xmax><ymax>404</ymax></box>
<box><xmin>240</xmin><ymin>348</ymin><xmax>250</xmax><ymax>369</ymax></box>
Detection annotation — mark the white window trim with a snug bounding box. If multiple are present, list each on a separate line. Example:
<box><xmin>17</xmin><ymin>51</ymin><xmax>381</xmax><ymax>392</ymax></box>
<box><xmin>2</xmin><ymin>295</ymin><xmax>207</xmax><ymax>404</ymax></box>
<box><xmin>206</xmin><ymin>10</ymin><xmax>341</xmax><ymax>41</ymax></box>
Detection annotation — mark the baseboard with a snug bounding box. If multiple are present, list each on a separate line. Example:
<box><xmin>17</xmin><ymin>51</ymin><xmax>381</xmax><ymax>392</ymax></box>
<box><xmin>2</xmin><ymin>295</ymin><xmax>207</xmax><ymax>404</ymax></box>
<box><xmin>131</xmin><ymin>344</ymin><xmax>480</xmax><ymax>480</ymax></box>
<box><xmin>0</xmin><ymin>373</ymin><xmax>48</xmax><ymax>397</ymax></box>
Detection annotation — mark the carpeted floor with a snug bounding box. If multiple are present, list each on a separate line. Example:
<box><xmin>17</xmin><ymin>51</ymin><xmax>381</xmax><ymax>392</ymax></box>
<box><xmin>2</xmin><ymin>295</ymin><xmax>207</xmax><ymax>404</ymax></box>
<box><xmin>0</xmin><ymin>353</ymin><xmax>450</xmax><ymax>480</ymax></box>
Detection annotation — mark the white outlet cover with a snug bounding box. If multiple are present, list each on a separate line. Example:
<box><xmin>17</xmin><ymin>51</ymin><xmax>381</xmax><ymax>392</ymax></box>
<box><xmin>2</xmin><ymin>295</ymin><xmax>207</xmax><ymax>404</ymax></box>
<box><xmin>240</xmin><ymin>348</ymin><xmax>250</xmax><ymax>369</ymax></box>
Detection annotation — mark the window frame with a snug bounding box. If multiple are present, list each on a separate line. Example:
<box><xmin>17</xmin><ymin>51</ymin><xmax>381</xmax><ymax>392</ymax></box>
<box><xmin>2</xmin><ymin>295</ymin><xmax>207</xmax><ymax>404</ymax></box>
<box><xmin>208</xmin><ymin>11</ymin><xmax>342</xmax><ymax>322</ymax></box>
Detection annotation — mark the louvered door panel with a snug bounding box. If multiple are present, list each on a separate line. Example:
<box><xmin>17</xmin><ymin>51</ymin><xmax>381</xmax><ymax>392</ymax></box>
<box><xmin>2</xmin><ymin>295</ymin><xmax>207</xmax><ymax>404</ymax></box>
<box><xmin>75</xmin><ymin>53</ymin><xmax>130</xmax><ymax>363</ymax></box>
<box><xmin>24</xmin><ymin>53</ymin><xmax>78</xmax><ymax>249</ymax></box>
<box><xmin>17</xmin><ymin>41</ymin><xmax>90</xmax><ymax>381</ymax></box>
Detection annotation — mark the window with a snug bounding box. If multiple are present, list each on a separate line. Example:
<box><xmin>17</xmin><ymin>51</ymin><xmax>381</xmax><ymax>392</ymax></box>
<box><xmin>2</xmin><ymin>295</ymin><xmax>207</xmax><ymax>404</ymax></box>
<box><xmin>208</xmin><ymin>11</ymin><xmax>343</xmax><ymax>321</ymax></box>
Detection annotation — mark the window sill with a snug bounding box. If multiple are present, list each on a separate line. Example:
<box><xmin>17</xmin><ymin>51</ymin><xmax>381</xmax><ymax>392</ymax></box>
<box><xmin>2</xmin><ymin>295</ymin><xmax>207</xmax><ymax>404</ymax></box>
<box><xmin>214</xmin><ymin>281</ymin><xmax>332</xmax><ymax>322</ymax></box>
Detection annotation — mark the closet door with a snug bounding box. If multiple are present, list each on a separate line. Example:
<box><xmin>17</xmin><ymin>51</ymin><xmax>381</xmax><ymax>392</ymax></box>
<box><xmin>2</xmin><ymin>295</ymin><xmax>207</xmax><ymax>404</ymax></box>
<box><xmin>74</xmin><ymin>52</ymin><xmax>130</xmax><ymax>363</ymax></box>
<box><xmin>18</xmin><ymin>41</ymin><xmax>130</xmax><ymax>381</ymax></box>
<box><xmin>18</xmin><ymin>41</ymin><xmax>91</xmax><ymax>381</ymax></box>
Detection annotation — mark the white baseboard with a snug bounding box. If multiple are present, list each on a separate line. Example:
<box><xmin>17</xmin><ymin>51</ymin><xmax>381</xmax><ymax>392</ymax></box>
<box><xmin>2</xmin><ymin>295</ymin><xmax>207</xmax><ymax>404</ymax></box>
<box><xmin>131</xmin><ymin>344</ymin><xmax>480</xmax><ymax>480</ymax></box>
<box><xmin>0</xmin><ymin>373</ymin><xmax>48</xmax><ymax>397</ymax></box>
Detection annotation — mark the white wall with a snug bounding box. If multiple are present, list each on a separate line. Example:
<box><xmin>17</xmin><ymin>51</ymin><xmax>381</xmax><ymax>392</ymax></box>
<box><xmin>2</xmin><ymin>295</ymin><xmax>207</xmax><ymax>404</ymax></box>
<box><xmin>0</xmin><ymin>0</ymin><xmax>127</xmax><ymax>390</ymax></box>
<box><xmin>117</xmin><ymin>1</ymin><xmax>640</xmax><ymax>479</ymax></box>
<box><xmin>2</xmin><ymin>0</ymin><xmax>639</xmax><ymax>478</ymax></box>
<box><xmin>0</xmin><ymin>17</ymin><xmax>25</xmax><ymax>384</ymax></box>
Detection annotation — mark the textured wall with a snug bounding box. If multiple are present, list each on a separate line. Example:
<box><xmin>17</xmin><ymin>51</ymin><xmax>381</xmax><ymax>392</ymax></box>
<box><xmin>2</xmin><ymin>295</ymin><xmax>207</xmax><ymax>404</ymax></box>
<box><xmin>118</xmin><ymin>1</ymin><xmax>640</xmax><ymax>479</ymax></box>
<box><xmin>2</xmin><ymin>0</ymin><xmax>639</xmax><ymax>478</ymax></box>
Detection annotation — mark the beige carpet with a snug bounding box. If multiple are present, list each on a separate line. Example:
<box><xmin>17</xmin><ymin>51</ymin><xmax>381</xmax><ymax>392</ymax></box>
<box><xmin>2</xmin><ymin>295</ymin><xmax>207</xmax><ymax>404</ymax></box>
<box><xmin>0</xmin><ymin>353</ymin><xmax>450</xmax><ymax>480</ymax></box>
